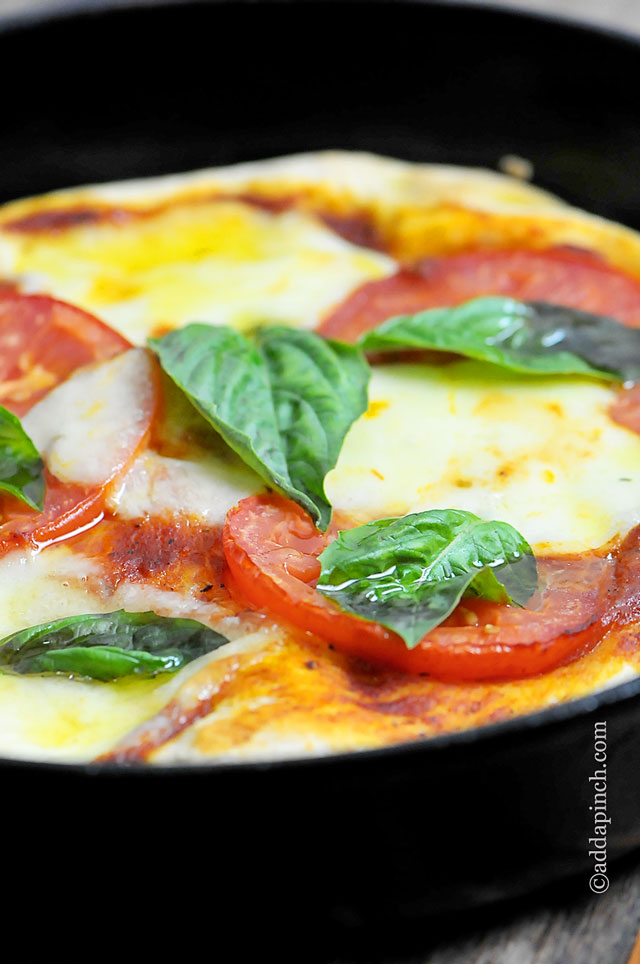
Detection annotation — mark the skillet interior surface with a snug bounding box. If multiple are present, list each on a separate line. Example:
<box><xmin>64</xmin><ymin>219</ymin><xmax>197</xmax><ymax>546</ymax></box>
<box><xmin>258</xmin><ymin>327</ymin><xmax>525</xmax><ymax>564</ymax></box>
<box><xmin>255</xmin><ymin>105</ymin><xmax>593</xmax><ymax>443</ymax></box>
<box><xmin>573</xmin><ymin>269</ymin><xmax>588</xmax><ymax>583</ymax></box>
<box><xmin>1</xmin><ymin>0</ymin><xmax>640</xmax><ymax>949</ymax></box>
<box><xmin>3</xmin><ymin>0</ymin><xmax>640</xmax><ymax>226</ymax></box>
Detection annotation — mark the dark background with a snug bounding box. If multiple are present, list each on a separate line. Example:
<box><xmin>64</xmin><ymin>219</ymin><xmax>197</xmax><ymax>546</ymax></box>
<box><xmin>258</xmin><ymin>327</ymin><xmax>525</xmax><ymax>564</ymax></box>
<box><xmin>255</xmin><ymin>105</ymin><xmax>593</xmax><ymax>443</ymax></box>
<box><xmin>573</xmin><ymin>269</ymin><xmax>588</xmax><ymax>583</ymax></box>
<box><xmin>1</xmin><ymin>0</ymin><xmax>640</xmax><ymax>231</ymax></box>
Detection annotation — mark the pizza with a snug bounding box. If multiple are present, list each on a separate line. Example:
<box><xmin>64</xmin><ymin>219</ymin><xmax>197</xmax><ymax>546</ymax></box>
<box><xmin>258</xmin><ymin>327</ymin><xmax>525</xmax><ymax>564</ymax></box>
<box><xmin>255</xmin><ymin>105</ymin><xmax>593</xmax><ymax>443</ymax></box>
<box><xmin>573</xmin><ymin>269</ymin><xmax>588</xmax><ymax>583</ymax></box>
<box><xmin>1</xmin><ymin>150</ymin><xmax>640</xmax><ymax>765</ymax></box>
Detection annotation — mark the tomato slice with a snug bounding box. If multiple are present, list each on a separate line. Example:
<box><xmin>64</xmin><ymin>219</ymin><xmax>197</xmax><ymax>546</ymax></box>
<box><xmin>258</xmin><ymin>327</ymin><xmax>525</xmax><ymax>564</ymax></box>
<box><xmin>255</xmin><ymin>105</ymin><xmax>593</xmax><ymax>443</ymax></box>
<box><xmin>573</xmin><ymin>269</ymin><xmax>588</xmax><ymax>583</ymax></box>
<box><xmin>223</xmin><ymin>494</ymin><xmax>613</xmax><ymax>681</ymax></box>
<box><xmin>0</xmin><ymin>472</ymin><xmax>105</xmax><ymax>555</ymax></box>
<box><xmin>0</xmin><ymin>348</ymin><xmax>160</xmax><ymax>556</ymax></box>
<box><xmin>318</xmin><ymin>247</ymin><xmax>640</xmax><ymax>342</ymax></box>
<box><xmin>0</xmin><ymin>291</ymin><xmax>130</xmax><ymax>416</ymax></box>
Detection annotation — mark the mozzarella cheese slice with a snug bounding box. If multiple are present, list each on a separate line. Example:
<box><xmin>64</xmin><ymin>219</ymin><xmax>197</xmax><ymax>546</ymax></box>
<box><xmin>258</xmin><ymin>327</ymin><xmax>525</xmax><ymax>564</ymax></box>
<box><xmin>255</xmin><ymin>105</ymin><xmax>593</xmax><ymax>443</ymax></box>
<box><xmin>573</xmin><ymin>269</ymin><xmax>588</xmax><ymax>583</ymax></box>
<box><xmin>327</xmin><ymin>362</ymin><xmax>640</xmax><ymax>554</ymax></box>
<box><xmin>24</xmin><ymin>348</ymin><xmax>157</xmax><ymax>486</ymax></box>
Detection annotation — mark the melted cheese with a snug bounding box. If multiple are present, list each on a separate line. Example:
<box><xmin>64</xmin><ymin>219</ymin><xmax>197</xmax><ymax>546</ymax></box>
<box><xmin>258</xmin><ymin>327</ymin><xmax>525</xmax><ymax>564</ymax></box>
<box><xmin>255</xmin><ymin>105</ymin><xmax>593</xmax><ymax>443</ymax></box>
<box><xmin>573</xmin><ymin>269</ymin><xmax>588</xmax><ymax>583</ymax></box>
<box><xmin>0</xmin><ymin>543</ymin><xmax>268</xmax><ymax>761</ymax></box>
<box><xmin>327</xmin><ymin>362</ymin><xmax>640</xmax><ymax>553</ymax></box>
<box><xmin>98</xmin><ymin>359</ymin><xmax>640</xmax><ymax>554</ymax></box>
<box><xmin>0</xmin><ymin>546</ymin><xmax>164</xmax><ymax>760</ymax></box>
<box><xmin>105</xmin><ymin>374</ymin><xmax>261</xmax><ymax>524</ymax></box>
<box><xmin>0</xmin><ymin>200</ymin><xmax>393</xmax><ymax>343</ymax></box>
<box><xmin>24</xmin><ymin>348</ymin><xmax>156</xmax><ymax>485</ymax></box>
<box><xmin>107</xmin><ymin>450</ymin><xmax>259</xmax><ymax>526</ymax></box>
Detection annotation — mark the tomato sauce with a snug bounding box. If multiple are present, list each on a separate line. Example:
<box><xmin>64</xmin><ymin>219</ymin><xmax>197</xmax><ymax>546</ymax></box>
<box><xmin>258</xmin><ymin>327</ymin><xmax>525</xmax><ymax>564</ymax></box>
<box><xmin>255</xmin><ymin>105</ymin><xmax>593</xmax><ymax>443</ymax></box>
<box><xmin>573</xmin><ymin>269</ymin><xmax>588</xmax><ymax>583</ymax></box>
<box><xmin>67</xmin><ymin>514</ymin><xmax>241</xmax><ymax>614</ymax></box>
<box><xmin>4</xmin><ymin>206</ymin><xmax>118</xmax><ymax>234</ymax></box>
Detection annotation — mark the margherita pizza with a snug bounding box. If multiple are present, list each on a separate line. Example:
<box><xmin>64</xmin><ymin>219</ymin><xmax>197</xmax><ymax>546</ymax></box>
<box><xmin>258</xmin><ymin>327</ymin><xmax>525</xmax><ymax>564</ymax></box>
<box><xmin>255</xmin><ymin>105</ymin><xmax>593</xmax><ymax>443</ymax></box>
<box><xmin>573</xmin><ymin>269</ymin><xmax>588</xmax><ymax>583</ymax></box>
<box><xmin>1</xmin><ymin>151</ymin><xmax>640</xmax><ymax>764</ymax></box>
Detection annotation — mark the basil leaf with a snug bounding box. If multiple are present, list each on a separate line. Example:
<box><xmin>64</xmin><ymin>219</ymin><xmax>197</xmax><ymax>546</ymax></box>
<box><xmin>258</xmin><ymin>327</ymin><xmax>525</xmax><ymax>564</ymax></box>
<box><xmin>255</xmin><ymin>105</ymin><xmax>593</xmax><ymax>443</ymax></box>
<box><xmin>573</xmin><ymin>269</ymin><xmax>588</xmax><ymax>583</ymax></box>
<box><xmin>0</xmin><ymin>405</ymin><xmax>44</xmax><ymax>510</ymax></box>
<box><xmin>149</xmin><ymin>324</ymin><xmax>369</xmax><ymax>530</ymax></box>
<box><xmin>316</xmin><ymin>509</ymin><xmax>537</xmax><ymax>648</ymax></box>
<box><xmin>255</xmin><ymin>326</ymin><xmax>370</xmax><ymax>530</ymax></box>
<box><xmin>358</xmin><ymin>296</ymin><xmax>640</xmax><ymax>382</ymax></box>
<box><xmin>0</xmin><ymin>610</ymin><xmax>229</xmax><ymax>681</ymax></box>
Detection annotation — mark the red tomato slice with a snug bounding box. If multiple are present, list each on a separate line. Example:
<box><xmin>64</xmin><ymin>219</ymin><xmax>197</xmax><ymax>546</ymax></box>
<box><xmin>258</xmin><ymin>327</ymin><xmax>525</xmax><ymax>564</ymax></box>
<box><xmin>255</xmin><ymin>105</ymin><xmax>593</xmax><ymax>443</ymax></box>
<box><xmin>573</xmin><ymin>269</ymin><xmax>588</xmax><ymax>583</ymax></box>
<box><xmin>223</xmin><ymin>494</ymin><xmax>613</xmax><ymax>681</ymax></box>
<box><xmin>0</xmin><ymin>291</ymin><xmax>130</xmax><ymax>416</ymax></box>
<box><xmin>0</xmin><ymin>348</ymin><xmax>160</xmax><ymax>556</ymax></box>
<box><xmin>0</xmin><ymin>472</ymin><xmax>105</xmax><ymax>555</ymax></box>
<box><xmin>319</xmin><ymin>247</ymin><xmax>640</xmax><ymax>342</ymax></box>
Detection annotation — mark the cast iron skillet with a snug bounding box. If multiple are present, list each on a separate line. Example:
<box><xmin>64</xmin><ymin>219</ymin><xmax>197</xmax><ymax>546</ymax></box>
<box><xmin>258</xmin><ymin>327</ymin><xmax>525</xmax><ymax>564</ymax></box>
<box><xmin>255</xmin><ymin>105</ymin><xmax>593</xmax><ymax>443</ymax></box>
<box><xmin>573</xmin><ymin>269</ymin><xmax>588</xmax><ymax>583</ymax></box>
<box><xmin>2</xmin><ymin>1</ymin><xmax>640</xmax><ymax>956</ymax></box>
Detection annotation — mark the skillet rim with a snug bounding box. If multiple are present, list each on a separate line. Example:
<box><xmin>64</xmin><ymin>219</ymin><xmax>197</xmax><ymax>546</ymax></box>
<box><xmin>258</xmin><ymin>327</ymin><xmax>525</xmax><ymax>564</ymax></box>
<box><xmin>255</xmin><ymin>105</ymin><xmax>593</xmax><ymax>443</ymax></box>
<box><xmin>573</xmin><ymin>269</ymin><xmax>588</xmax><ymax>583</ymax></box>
<box><xmin>2</xmin><ymin>672</ymin><xmax>639</xmax><ymax>776</ymax></box>
<box><xmin>1</xmin><ymin>0</ymin><xmax>640</xmax><ymax>775</ymax></box>
<box><xmin>1</xmin><ymin>0</ymin><xmax>640</xmax><ymax>48</ymax></box>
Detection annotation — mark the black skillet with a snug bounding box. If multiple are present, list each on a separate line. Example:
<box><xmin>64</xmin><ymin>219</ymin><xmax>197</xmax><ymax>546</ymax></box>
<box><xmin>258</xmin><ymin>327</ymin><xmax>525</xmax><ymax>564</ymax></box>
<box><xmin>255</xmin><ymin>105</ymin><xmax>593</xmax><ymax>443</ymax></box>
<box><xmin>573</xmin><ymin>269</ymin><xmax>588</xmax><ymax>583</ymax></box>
<box><xmin>2</xmin><ymin>1</ymin><xmax>640</xmax><ymax>957</ymax></box>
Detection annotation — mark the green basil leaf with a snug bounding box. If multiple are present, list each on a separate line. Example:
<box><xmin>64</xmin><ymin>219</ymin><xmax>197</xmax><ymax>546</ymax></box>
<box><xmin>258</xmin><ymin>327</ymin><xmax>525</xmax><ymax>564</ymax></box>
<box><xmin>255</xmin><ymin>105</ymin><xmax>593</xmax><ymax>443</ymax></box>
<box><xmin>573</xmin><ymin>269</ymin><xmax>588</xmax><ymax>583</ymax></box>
<box><xmin>316</xmin><ymin>509</ymin><xmax>537</xmax><ymax>648</ymax></box>
<box><xmin>0</xmin><ymin>610</ymin><xmax>229</xmax><ymax>681</ymax></box>
<box><xmin>358</xmin><ymin>296</ymin><xmax>640</xmax><ymax>382</ymax></box>
<box><xmin>149</xmin><ymin>324</ymin><xmax>369</xmax><ymax>530</ymax></box>
<box><xmin>0</xmin><ymin>405</ymin><xmax>44</xmax><ymax>510</ymax></box>
<box><xmin>22</xmin><ymin>646</ymin><xmax>184</xmax><ymax>679</ymax></box>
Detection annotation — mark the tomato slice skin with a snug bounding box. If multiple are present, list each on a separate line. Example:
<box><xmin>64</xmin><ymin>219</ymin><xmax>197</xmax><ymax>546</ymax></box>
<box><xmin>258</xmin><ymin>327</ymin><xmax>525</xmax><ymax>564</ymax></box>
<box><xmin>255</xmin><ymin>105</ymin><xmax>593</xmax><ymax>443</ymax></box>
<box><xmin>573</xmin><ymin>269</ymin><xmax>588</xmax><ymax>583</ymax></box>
<box><xmin>0</xmin><ymin>291</ymin><xmax>130</xmax><ymax>416</ymax></box>
<box><xmin>0</xmin><ymin>348</ymin><xmax>160</xmax><ymax>556</ymax></box>
<box><xmin>0</xmin><ymin>471</ymin><xmax>104</xmax><ymax>555</ymax></box>
<box><xmin>223</xmin><ymin>494</ymin><xmax>612</xmax><ymax>682</ymax></box>
<box><xmin>318</xmin><ymin>247</ymin><xmax>640</xmax><ymax>342</ymax></box>
<box><xmin>0</xmin><ymin>292</ymin><xmax>136</xmax><ymax>554</ymax></box>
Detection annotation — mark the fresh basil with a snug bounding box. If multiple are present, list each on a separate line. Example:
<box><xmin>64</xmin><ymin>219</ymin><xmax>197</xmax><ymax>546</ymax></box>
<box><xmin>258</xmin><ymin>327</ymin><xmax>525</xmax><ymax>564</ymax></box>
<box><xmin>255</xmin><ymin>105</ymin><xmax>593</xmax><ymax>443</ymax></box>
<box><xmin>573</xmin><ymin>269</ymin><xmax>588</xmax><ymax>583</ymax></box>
<box><xmin>358</xmin><ymin>296</ymin><xmax>640</xmax><ymax>382</ymax></box>
<box><xmin>149</xmin><ymin>324</ymin><xmax>369</xmax><ymax>530</ymax></box>
<box><xmin>0</xmin><ymin>610</ymin><xmax>229</xmax><ymax>681</ymax></box>
<box><xmin>316</xmin><ymin>509</ymin><xmax>537</xmax><ymax>648</ymax></box>
<box><xmin>0</xmin><ymin>405</ymin><xmax>44</xmax><ymax>510</ymax></box>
